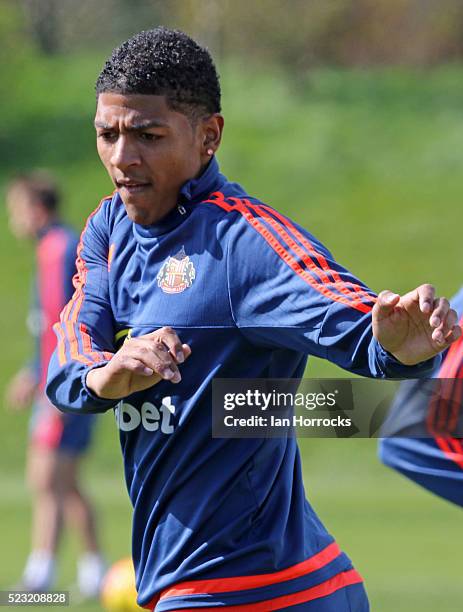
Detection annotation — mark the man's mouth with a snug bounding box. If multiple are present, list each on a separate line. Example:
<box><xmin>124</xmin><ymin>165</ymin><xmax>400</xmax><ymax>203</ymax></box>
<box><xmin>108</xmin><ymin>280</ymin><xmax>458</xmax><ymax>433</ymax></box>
<box><xmin>116</xmin><ymin>179</ymin><xmax>151</xmax><ymax>194</ymax></box>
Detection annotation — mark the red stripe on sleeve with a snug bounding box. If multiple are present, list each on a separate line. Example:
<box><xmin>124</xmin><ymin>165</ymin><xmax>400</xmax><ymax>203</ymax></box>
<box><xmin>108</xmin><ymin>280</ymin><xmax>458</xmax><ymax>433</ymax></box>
<box><xmin>54</xmin><ymin>322</ymin><xmax>68</xmax><ymax>367</ymax></box>
<box><xmin>58</xmin><ymin>195</ymin><xmax>114</xmax><ymax>366</ymax></box>
<box><xmin>65</xmin><ymin>321</ymin><xmax>93</xmax><ymax>366</ymax></box>
<box><xmin>60</xmin><ymin>198</ymin><xmax>107</xmax><ymax>326</ymax></box>
<box><xmin>434</xmin><ymin>436</ymin><xmax>463</xmax><ymax>470</ymax></box>
<box><xmin>80</xmin><ymin>323</ymin><xmax>113</xmax><ymax>362</ymax></box>
<box><xmin>257</xmin><ymin>203</ymin><xmax>376</xmax><ymax>307</ymax></box>
<box><xmin>205</xmin><ymin>193</ymin><xmax>373</xmax><ymax>314</ymax></box>
<box><xmin>428</xmin><ymin>317</ymin><xmax>463</xmax><ymax>424</ymax></box>
<box><xmin>426</xmin><ymin>315</ymin><xmax>463</xmax><ymax>469</ymax></box>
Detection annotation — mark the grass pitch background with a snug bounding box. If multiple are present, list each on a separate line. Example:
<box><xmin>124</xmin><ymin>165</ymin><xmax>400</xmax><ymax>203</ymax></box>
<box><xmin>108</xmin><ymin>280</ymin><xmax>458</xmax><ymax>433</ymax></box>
<box><xmin>1</xmin><ymin>51</ymin><xmax>463</xmax><ymax>611</ymax></box>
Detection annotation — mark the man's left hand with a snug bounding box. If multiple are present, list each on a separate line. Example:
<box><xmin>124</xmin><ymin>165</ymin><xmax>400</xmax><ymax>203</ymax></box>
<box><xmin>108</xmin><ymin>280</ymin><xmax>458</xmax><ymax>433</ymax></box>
<box><xmin>372</xmin><ymin>284</ymin><xmax>461</xmax><ymax>365</ymax></box>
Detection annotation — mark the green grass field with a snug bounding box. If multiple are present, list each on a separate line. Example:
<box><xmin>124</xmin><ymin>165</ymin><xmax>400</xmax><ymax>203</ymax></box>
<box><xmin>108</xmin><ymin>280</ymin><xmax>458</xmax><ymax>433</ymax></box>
<box><xmin>1</xmin><ymin>50</ymin><xmax>463</xmax><ymax>610</ymax></box>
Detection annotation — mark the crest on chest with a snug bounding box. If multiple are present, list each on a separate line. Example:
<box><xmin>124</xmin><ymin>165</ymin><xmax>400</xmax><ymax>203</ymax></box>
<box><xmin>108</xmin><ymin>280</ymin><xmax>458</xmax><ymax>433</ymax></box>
<box><xmin>157</xmin><ymin>247</ymin><xmax>196</xmax><ymax>294</ymax></box>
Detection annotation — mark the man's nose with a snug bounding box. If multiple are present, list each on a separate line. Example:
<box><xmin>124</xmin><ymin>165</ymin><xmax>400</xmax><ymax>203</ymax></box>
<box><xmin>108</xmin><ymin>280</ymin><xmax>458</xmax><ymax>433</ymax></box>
<box><xmin>110</xmin><ymin>135</ymin><xmax>141</xmax><ymax>170</ymax></box>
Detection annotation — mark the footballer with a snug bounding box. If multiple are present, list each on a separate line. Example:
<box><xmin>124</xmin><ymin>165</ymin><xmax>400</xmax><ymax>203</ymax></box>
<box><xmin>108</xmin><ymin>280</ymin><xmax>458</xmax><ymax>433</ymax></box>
<box><xmin>47</xmin><ymin>28</ymin><xmax>461</xmax><ymax>611</ymax></box>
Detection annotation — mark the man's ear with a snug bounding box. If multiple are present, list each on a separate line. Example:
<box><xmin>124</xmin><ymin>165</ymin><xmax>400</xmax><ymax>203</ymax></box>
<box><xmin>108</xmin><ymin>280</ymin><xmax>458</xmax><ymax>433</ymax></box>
<box><xmin>200</xmin><ymin>114</ymin><xmax>224</xmax><ymax>163</ymax></box>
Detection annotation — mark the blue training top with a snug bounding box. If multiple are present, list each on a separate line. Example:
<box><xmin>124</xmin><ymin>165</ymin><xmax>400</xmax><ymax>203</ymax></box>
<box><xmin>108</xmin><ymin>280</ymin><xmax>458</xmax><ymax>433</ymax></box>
<box><xmin>47</xmin><ymin>157</ymin><xmax>437</xmax><ymax>610</ymax></box>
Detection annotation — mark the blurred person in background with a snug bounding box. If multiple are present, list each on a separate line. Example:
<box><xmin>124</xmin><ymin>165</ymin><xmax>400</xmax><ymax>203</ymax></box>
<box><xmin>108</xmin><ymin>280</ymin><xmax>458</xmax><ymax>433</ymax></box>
<box><xmin>5</xmin><ymin>172</ymin><xmax>105</xmax><ymax>597</ymax></box>
<box><xmin>380</xmin><ymin>287</ymin><xmax>463</xmax><ymax>507</ymax></box>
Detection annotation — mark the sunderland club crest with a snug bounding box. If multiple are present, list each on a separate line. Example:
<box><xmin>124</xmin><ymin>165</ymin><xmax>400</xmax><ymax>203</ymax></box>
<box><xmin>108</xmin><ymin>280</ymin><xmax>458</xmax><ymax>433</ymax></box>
<box><xmin>157</xmin><ymin>247</ymin><xmax>196</xmax><ymax>294</ymax></box>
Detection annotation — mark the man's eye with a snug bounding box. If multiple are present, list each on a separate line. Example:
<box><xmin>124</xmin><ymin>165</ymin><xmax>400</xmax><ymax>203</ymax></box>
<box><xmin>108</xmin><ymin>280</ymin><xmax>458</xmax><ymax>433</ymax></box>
<box><xmin>99</xmin><ymin>132</ymin><xmax>117</xmax><ymax>142</ymax></box>
<box><xmin>139</xmin><ymin>133</ymin><xmax>158</xmax><ymax>142</ymax></box>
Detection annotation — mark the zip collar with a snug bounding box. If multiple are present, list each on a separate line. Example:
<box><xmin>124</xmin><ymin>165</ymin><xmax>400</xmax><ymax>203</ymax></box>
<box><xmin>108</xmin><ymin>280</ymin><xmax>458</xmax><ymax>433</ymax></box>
<box><xmin>131</xmin><ymin>156</ymin><xmax>226</xmax><ymax>240</ymax></box>
<box><xmin>178</xmin><ymin>156</ymin><xmax>225</xmax><ymax>204</ymax></box>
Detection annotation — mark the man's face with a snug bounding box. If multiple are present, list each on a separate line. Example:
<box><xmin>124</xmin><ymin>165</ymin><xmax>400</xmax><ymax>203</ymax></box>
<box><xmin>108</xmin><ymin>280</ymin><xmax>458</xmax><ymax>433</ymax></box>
<box><xmin>95</xmin><ymin>93</ymin><xmax>204</xmax><ymax>225</ymax></box>
<box><xmin>6</xmin><ymin>186</ymin><xmax>38</xmax><ymax>239</ymax></box>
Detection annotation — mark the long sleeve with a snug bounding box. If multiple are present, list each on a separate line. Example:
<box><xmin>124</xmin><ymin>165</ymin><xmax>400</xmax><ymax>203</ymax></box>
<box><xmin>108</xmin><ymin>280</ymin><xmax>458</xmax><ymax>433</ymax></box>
<box><xmin>46</xmin><ymin>199</ymin><xmax>117</xmax><ymax>413</ymax></box>
<box><xmin>227</xmin><ymin>201</ymin><xmax>438</xmax><ymax>378</ymax></box>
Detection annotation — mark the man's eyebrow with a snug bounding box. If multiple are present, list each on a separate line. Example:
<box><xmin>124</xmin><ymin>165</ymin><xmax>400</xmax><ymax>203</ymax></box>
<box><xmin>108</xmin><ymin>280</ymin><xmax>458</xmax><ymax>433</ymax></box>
<box><xmin>94</xmin><ymin>119</ymin><xmax>168</xmax><ymax>130</ymax></box>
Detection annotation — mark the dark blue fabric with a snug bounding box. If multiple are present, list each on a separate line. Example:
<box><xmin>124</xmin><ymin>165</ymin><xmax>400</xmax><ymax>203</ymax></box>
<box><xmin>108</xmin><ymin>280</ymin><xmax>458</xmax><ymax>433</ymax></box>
<box><xmin>58</xmin><ymin>411</ymin><xmax>96</xmax><ymax>454</ymax></box>
<box><xmin>154</xmin><ymin>581</ymin><xmax>369</xmax><ymax>611</ymax></box>
<box><xmin>380</xmin><ymin>287</ymin><xmax>463</xmax><ymax>507</ymax></box>
<box><xmin>47</xmin><ymin>157</ymin><xmax>437</xmax><ymax>607</ymax></box>
<box><xmin>155</xmin><ymin>556</ymin><xmax>354</xmax><ymax>609</ymax></box>
<box><xmin>280</xmin><ymin>582</ymin><xmax>370</xmax><ymax>611</ymax></box>
<box><xmin>380</xmin><ymin>437</ymin><xmax>463</xmax><ymax>507</ymax></box>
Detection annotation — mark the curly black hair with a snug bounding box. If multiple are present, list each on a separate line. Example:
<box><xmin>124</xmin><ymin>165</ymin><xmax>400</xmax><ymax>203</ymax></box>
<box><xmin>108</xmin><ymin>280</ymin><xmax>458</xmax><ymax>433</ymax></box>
<box><xmin>95</xmin><ymin>27</ymin><xmax>221</xmax><ymax>121</ymax></box>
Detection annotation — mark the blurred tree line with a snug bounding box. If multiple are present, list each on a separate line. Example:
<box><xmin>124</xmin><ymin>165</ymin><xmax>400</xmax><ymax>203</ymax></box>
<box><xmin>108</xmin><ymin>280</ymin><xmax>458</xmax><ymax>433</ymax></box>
<box><xmin>2</xmin><ymin>0</ymin><xmax>463</xmax><ymax>68</ymax></box>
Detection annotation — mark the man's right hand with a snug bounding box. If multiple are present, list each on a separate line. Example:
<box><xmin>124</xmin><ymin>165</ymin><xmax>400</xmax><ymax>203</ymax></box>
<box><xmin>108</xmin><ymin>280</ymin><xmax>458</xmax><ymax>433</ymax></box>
<box><xmin>86</xmin><ymin>327</ymin><xmax>191</xmax><ymax>400</ymax></box>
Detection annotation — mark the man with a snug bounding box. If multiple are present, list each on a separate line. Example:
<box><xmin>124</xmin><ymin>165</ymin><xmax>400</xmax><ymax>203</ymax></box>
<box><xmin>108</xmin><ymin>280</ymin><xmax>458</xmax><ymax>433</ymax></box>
<box><xmin>5</xmin><ymin>173</ymin><xmax>105</xmax><ymax>597</ymax></box>
<box><xmin>46</xmin><ymin>28</ymin><xmax>460</xmax><ymax>611</ymax></box>
<box><xmin>379</xmin><ymin>287</ymin><xmax>463</xmax><ymax>508</ymax></box>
